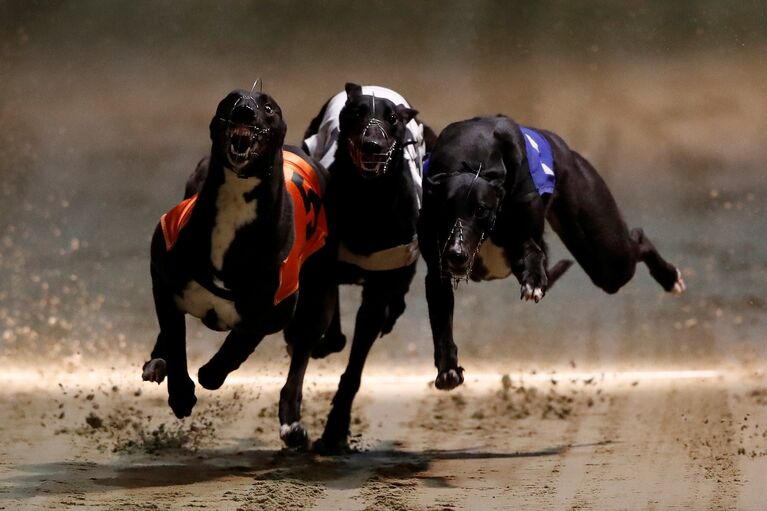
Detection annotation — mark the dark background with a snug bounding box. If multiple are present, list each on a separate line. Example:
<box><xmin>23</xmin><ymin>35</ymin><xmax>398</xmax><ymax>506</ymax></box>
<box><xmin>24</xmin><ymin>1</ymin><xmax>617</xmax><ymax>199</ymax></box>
<box><xmin>0</xmin><ymin>0</ymin><xmax>765</xmax><ymax>373</ymax></box>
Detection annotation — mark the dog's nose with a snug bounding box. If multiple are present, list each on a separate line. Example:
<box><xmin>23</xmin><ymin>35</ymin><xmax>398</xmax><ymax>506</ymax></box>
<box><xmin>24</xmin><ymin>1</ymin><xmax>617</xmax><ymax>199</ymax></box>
<box><xmin>446</xmin><ymin>245</ymin><xmax>469</xmax><ymax>267</ymax></box>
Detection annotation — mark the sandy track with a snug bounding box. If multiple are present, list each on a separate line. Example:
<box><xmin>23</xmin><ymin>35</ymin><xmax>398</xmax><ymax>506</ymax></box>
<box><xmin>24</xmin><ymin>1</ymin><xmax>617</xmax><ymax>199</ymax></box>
<box><xmin>1</xmin><ymin>368</ymin><xmax>766</xmax><ymax>510</ymax></box>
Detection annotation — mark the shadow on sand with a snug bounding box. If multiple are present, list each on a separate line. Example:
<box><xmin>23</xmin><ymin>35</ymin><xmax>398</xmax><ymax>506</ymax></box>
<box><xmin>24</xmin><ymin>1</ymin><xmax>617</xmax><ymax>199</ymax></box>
<box><xmin>1</xmin><ymin>440</ymin><xmax>612</xmax><ymax>499</ymax></box>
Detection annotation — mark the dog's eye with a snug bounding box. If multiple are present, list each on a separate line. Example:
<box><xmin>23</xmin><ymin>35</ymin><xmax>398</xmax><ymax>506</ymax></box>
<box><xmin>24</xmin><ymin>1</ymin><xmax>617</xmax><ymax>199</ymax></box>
<box><xmin>264</xmin><ymin>104</ymin><xmax>274</xmax><ymax>114</ymax></box>
<box><xmin>389</xmin><ymin>113</ymin><xmax>398</xmax><ymax>125</ymax></box>
<box><xmin>475</xmin><ymin>205</ymin><xmax>490</xmax><ymax>219</ymax></box>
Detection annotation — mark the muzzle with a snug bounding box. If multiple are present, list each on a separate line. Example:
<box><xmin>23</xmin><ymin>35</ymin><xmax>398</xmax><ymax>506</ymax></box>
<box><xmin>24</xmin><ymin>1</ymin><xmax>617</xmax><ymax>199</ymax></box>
<box><xmin>440</xmin><ymin>214</ymin><xmax>497</xmax><ymax>288</ymax></box>
<box><xmin>221</xmin><ymin>118</ymin><xmax>271</xmax><ymax>177</ymax></box>
<box><xmin>348</xmin><ymin>118</ymin><xmax>398</xmax><ymax>178</ymax></box>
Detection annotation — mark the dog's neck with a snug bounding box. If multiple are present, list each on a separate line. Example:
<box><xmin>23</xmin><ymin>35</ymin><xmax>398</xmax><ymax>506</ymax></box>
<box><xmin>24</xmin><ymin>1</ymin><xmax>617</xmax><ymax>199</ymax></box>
<box><xmin>200</xmin><ymin>152</ymin><xmax>290</xmax><ymax>277</ymax></box>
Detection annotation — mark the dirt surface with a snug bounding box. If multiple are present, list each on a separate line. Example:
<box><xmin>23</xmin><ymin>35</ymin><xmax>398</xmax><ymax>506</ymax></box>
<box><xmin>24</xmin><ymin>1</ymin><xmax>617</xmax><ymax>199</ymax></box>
<box><xmin>1</xmin><ymin>368</ymin><xmax>767</xmax><ymax>510</ymax></box>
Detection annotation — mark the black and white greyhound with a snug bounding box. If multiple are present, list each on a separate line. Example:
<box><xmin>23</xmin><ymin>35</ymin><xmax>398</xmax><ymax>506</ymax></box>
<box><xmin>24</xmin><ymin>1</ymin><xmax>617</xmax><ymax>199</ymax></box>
<box><xmin>302</xmin><ymin>83</ymin><xmax>434</xmax><ymax>452</ymax></box>
<box><xmin>419</xmin><ymin>115</ymin><xmax>686</xmax><ymax>389</ymax></box>
<box><xmin>142</xmin><ymin>88</ymin><xmax>335</xmax><ymax>448</ymax></box>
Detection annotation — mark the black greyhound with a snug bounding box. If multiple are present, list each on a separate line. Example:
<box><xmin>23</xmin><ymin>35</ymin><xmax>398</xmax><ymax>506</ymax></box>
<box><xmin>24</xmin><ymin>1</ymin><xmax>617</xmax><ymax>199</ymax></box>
<box><xmin>419</xmin><ymin>115</ymin><xmax>685</xmax><ymax>389</ymax></box>
<box><xmin>142</xmin><ymin>88</ymin><xmax>335</xmax><ymax>448</ymax></box>
<box><xmin>302</xmin><ymin>83</ymin><xmax>432</xmax><ymax>452</ymax></box>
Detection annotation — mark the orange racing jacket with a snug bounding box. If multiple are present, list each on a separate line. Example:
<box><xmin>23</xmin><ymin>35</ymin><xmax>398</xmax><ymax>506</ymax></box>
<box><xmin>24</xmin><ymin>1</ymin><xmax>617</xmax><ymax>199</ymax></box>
<box><xmin>160</xmin><ymin>150</ymin><xmax>328</xmax><ymax>305</ymax></box>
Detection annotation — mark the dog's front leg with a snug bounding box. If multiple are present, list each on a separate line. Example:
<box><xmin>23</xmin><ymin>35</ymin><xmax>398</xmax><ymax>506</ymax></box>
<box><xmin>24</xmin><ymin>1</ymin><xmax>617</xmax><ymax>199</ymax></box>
<box><xmin>517</xmin><ymin>239</ymin><xmax>548</xmax><ymax>302</ymax></box>
<box><xmin>198</xmin><ymin>329</ymin><xmax>264</xmax><ymax>390</ymax></box>
<box><xmin>425</xmin><ymin>270</ymin><xmax>464</xmax><ymax>390</ymax></box>
<box><xmin>143</xmin><ymin>269</ymin><xmax>196</xmax><ymax>418</ymax></box>
<box><xmin>317</xmin><ymin>285</ymin><xmax>390</xmax><ymax>453</ymax></box>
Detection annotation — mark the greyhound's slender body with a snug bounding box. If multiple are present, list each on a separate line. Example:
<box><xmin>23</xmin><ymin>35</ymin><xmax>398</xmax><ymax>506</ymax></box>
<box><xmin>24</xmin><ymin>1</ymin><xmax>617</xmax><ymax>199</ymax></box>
<box><xmin>419</xmin><ymin>115</ymin><xmax>685</xmax><ymax>389</ymax></box>
<box><xmin>143</xmin><ymin>89</ymin><xmax>335</xmax><ymax>448</ymax></box>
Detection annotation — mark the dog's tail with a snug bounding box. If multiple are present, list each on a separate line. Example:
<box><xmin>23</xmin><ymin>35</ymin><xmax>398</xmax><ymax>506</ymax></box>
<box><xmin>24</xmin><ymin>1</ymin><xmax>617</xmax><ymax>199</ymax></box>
<box><xmin>546</xmin><ymin>259</ymin><xmax>574</xmax><ymax>290</ymax></box>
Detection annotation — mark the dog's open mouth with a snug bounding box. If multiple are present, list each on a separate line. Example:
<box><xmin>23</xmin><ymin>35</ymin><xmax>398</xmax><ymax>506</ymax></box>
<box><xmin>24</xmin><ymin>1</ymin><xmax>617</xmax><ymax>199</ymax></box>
<box><xmin>350</xmin><ymin>141</ymin><xmax>397</xmax><ymax>178</ymax></box>
<box><xmin>225</xmin><ymin>123</ymin><xmax>270</xmax><ymax>171</ymax></box>
<box><xmin>442</xmin><ymin>254</ymin><xmax>473</xmax><ymax>281</ymax></box>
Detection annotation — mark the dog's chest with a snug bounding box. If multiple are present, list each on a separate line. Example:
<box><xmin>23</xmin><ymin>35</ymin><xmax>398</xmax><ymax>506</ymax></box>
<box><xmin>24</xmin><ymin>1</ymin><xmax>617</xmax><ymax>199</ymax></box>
<box><xmin>175</xmin><ymin>281</ymin><xmax>240</xmax><ymax>330</ymax></box>
<box><xmin>210</xmin><ymin>172</ymin><xmax>261</xmax><ymax>271</ymax></box>
<box><xmin>475</xmin><ymin>241</ymin><xmax>512</xmax><ymax>280</ymax></box>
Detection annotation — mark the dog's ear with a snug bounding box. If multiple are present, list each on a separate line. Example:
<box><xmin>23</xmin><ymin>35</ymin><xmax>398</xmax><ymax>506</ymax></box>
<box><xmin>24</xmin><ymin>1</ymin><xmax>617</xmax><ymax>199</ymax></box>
<box><xmin>395</xmin><ymin>104</ymin><xmax>418</xmax><ymax>124</ymax></box>
<box><xmin>490</xmin><ymin>176</ymin><xmax>507</xmax><ymax>204</ymax></box>
<box><xmin>479</xmin><ymin>165</ymin><xmax>507</xmax><ymax>204</ymax></box>
<box><xmin>345</xmin><ymin>82</ymin><xmax>363</xmax><ymax>99</ymax></box>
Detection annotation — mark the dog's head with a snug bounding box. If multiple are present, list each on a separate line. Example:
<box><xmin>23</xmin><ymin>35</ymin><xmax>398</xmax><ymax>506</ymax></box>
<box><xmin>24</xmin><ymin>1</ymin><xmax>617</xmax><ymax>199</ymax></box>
<box><xmin>338</xmin><ymin>83</ymin><xmax>417</xmax><ymax>179</ymax></box>
<box><xmin>209</xmin><ymin>89</ymin><xmax>287</xmax><ymax>178</ymax></box>
<box><xmin>425</xmin><ymin>161</ymin><xmax>506</xmax><ymax>280</ymax></box>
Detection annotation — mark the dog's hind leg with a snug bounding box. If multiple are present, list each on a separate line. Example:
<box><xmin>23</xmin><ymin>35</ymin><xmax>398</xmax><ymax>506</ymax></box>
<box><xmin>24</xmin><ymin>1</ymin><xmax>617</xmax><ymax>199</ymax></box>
<box><xmin>197</xmin><ymin>329</ymin><xmax>264</xmax><ymax>390</ymax></box>
<box><xmin>547</xmin><ymin>152</ymin><xmax>684</xmax><ymax>295</ymax></box>
<box><xmin>282</xmin><ymin>251</ymin><xmax>338</xmax><ymax>449</ymax></box>
<box><xmin>277</xmin><ymin>342</ymin><xmax>313</xmax><ymax>449</ymax></box>
<box><xmin>631</xmin><ymin>227</ymin><xmax>685</xmax><ymax>294</ymax></box>
<box><xmin>310</xmin><ymin>289</ymin><xmax>346</xmax><ymax>359</ymax></box>
<box><xmin>143</xmin><ymin>267</ymin><xmax>196</xmax><ymax>418</ymax></box>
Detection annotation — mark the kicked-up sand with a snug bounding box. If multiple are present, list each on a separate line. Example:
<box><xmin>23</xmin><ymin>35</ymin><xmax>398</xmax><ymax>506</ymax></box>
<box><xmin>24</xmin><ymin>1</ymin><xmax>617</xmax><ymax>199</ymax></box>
<box><xmin>1</xmin><ymin>365</ymin><xmax>766</xmax><ymax>510</ymax></box>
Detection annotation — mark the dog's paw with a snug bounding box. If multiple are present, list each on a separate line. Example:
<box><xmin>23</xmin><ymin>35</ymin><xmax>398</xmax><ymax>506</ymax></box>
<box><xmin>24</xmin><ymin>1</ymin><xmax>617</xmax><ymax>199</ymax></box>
<box><xmin>280</xmin><ymin>421</ymin><xmax>310</xmax><ymax>450</ymax></box>
<box><xmin>197</xmin><ymin>363</ymin><xmax>227</xmax><ymax>391</ymax></box>
<box><xmin>435</xmin><ymin>367</ymin><xmax>465</xmax><ymax>391</ymax></box>
<box><xmin>167</xmin><ymin>378</ymin><xmax>196</xmax><ymax>418</ymax></box>
<box><xmin>671</xmin><ymin>268</ymin><xmax>686</xmax><ymax>295</ymax></box>
<box><xmin>312</xmin><ymin>436</ymin><xmax>352</xmax><ymax>456</ymax></box>
<box><xmin>142</xmin><ymin>358</ymin><xmax>167</xmax><ymax>384</ymax></box>
<box><xmin>520</xmin><ymin>283</ymin><xmax>545</xmax><ymax>303</ymax></box>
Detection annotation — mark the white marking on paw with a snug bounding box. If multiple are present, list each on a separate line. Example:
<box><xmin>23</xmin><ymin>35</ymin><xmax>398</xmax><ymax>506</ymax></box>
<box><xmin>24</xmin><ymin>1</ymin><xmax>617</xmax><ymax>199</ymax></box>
<box><xmin>279</xmin><ymin>421</ymin><xmax>303</xmax><ymax>439</ymax></box>
<box><xmin>478</xmin><ymin>241</ymin><xmax>512</xmax><ymax>279</ymax></box>
<box><xmin>436</xmin><ymin>368</ymin><xmax>464</xmax><ymax>390</ymax></box>
<box><xmin>672</xmin><ymin>268</ymin><xmax>686</xmax><ymax>295</ymax></box>
<box><xmin>175</xmin><ymin>280</ymin><xmax>241</xmax><ymax>329</ymax></box>
<box><xmin>521</xmin><ymin>284</ymin><xmax>545</xmax><ymax>302</ymax></box>
<box><xmin>210</xmin><ymin>170</ymin><xmax>261</xmax><ymax>271</ymax></box>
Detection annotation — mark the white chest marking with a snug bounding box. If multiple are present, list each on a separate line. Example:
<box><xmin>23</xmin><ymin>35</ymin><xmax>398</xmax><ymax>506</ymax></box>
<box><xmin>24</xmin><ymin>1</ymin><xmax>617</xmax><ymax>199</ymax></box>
<box><xmin>175</xmin><ymin>281</ymin><xmax>241</xmax><ymax>330</ymax></box>
<box><xmin>478</xmin><ymin>241</ymin><xmax>512</xmax><ymax>279</ymax></box>
<box><xmin>210</xmin><ymin>171</ymin><xmax>261</xmax><ymax>271</ymax></box>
